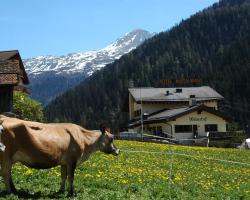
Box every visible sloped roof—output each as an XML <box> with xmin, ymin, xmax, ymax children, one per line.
<box><xmin>0</xmin><ymin>50</ymin><xmax>19</xmax><ymax>60</ymax></box>
<box><xmin>129</xmin><ymin>104</ymin><xmax>231</xmax><ymax>127</ymax></box>
<box><xmin>128</xmin><ymin>86</ymin><xmax>223</xmax><ymax>102</ymax></box>
<box><xmin>0</xmin><ymin>50</ymin><xmax>29</xmax><ymax>84</ymax></box>
<box><xmin>147</xmin><ymin>106</ymin><xmax>197</xmax><ymax>120</ymax></box>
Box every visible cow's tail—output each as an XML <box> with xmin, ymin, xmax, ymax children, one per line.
<box><xmin>0</xmin><ymin>119</ymin><xmax>6</xmax><ymax>152</ymax></box>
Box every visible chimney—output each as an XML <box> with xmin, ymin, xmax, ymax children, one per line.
<box><xmin>176</xmin><ymin>88</ymin><xmax>182</xmax><ymax>93</ymax></box>
<box><xmin>128</xmin><ymin>80</ymin><xmax>134</xmax><ymax>88</ymax></box>
<box><xmin>189</xmin><ymin>95</ymin><xmax>197</xmax><ymax>106</ymax></box>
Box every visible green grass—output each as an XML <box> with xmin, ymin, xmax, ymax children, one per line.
<box><xmin>0</xmin><ymin>140</ymin><xmax>250</xmax><ymax>199</ymax></box>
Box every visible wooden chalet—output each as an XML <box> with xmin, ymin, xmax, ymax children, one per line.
<box><xmin>0</xmin><ymin>50</ymin><xmax>29</xmax><ymax>113</ymax></box>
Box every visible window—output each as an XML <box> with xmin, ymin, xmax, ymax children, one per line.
<box><xmin>176</xmin><ymin>88</ymin><xmax>182</xmax><ymax>93</ymax></box>
<box><xmin>205</xmin><ymin>124</ymin><xmax>218</xmax><ymax>132</ymax></box>
<box><xmin>148</xmin><ymin>126</ymin><xmax>163</xmax><ymax>137</ymax></box>
<box><xmin>175</xmin><ymin>125</ymin><xmax>192</xmax><ymax>133</ymax></box>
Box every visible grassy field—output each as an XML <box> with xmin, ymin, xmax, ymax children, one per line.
<box><xmin>0</xmin><ymin>140</ymin><xmax>250</xmax><ymax>199</ymax></box>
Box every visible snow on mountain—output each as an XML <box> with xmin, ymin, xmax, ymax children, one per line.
<box><xmin>24</xmin><ymin>29</ymin><xmax>155</xmax><ymax>76</ymax></box>
<box><xmin>24</xmin><ymin>29</ymin><xmax>155</xmax><ymax>105</ymax></box>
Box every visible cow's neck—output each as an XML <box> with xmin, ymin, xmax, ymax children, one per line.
<box><xmin>81</xmin><ymin>131</ymin><xmax>102</xmax><ymax>153</ymax></box>
<box><xmin>77</xmin><ymin>131</ymin><xmax>102</xmax><ymax>164</ymax></box>
<box><xmin>92</xmin><ymin>133</ymin><xmax>105</xmax><ymax>153</ymax></box>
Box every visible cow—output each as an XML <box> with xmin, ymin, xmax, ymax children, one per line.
<box><xmin>238</xmin><ymin>138</ymin><xmax>250</xmax><ymax>150</ymax></box>
<box><xmin>0</xmin><ymin>115</ymin><xmax>119</xmax><ymax>196</ymax></box>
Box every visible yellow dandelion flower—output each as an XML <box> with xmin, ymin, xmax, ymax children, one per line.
<box><xmin>84</xmin><ymin>173</ymin><xmax>92</xmax><ymax>177</ymax></box>
<box><xmin>24</xmin><ymin>168</ymin><xmax>33</xmax><ymax>176</ymax></box>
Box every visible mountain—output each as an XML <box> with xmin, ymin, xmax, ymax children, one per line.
<box><xmin>24</xmin><ymin>29</ymin><xmax>155</xmax><ymax>104</ymax></box>
<box><xmin>45</xmin><ymin>0</ymin><xmax>250</xmax><ymax>133</ymax></box>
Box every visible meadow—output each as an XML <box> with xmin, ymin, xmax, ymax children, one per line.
<box><xmin>0</xmin><ymin>140</ymin><xmax>250</xmax><ymax>199</ymax></box>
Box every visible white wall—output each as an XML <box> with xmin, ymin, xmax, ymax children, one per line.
<box><xmin>171</xmin><ymin>110</ymin><xmax>226</xmax><ymax>139</ymax></box>
<box><xmin>203</xmin><ymin>101</ymin><xmax>218</xmax><ymax>110</ymax></box>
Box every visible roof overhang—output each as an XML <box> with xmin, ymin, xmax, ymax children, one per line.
<box><xmin>134</xmin><ymin>98</ymin><xmax>222</xmax><ymax>104</ymax></box>
<box><xmin>129</xmin><ymin>105</ymin><xmax>232</xmax><ymax>128</ymax></box>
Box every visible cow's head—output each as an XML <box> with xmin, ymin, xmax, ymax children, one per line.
<box><xmin>99</xmin><ymin>125</ymin><xmax>120</xmax><ymax>156</ymax></box>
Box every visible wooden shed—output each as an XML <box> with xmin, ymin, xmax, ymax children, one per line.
<box><xmin>0</xmin><ymin>50</ymin><xmax>29</xmax><ymax>113</ymax></box>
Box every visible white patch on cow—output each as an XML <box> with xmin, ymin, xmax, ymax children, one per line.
<box><xmin>246</xmin><ymin>138</ymin><xmax>250</xmax><ymax>149</ymax></box>
<box><xmin>0</xmin><ymin>125</ymin><xmax>6</xmax><ymax>152</ymax></box>
<box><xmin>13</xmin><ymin>151</ymin><xmax>32</xmax><ymax>164</ymax></box>
<box><xmin>0</xmin><ymin>125</ymin><xmax>3</xmax><ymax>133</ymax></box>
<box><xmin>0</xmin><ymin>143</ymin><xmax>5</xmax><ymax>152</ymax></box>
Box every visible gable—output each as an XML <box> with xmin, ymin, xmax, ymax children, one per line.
<box><xmin>0</xmin><ymin>51</ymin><xmax>29</xmax><ymax>85</ymax></box>
<box><xmin>171</xmin><ymin>110</ymin><xmax>226</xmax><ymax>125</ymax></box>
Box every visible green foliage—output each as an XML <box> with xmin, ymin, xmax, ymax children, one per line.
<box><xmin>0</xmin><ymin>140</ymin><xmax>249</xmax><ymax>199</ymax></box>
<box><xmin>45</xmin><ymin>0</ymin><xmax>250</xmax><ymax>132</ymax></box>
<box><xmin>13</xmin><ymin>91</ymin><xmax>44</xmax><ymax>122</ymax></box>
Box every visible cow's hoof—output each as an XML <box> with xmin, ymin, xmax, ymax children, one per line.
<box><xmin>67</xmin><ymin>191</ymin><xmax>76</xmax><ymax>197</ymax></box>
<box><xmin>4</xmin><ymin>190</ymin><xmax>16</xmax><ymax>195</ymax></box>
<box><xmin>8</xmin><ymin>187</ymin><xmax>17</xmax><ymax>195</ymax></box>
<box><xmin>56</xmin><ymin>189</ymin><xmax>65</xmax><ymax>194</ymax></box>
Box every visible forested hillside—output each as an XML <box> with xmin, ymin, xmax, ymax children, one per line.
<box><xmin>45</xmin><ymin>0</ymin><xmax>250</xmax><ymax>133</ymax></box>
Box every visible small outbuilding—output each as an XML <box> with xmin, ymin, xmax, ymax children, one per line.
<box><xmin>0</xmin><ymin>50</ymin><xmax>29</xmax><ymax>113</ymax></box>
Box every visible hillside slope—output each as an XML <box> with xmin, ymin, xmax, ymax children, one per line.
<box><xmin>45</xmin><ymin>0</ymin><xmax>250</xmax><ymax>132</ymax></box>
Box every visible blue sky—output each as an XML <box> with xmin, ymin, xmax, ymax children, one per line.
<box><xmin>1</xmin><ymin>0</ymin><xmax>218</xmax><ymax>58</ymax></box>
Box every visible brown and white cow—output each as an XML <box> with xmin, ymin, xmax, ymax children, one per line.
<box><xmin>0</xmin><ymin>115</ymin><xmax>119</xmax><ymax>196</ymax></box>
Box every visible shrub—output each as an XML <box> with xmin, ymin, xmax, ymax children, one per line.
<box><xmin>13</xmin><ymin>91</ymin><xmax>44</xmax><ymax>122</ymax></box>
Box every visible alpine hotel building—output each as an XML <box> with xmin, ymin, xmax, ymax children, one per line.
<box><xmin>128</xmin><ymin>86</ymin><xmax>230</xmax><ymax>140</ymax></box>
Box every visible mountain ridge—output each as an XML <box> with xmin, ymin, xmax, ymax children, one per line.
<box><xmin>24</xmin><ymin>29</ymin><xmax>155</xmax><ymax>104</ymax></box>
<box><xmin>25</xmin><ymin>29</ymin><xmax>155</xmax><ymax>76</ymax></box>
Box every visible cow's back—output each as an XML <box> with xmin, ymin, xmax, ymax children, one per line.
<box><xmin>0</xmin><ymin>116</ymin><xmax>83</xmax><ymax>168</ymax></box>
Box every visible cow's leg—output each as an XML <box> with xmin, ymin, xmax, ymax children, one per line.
<box><xmin>67</xmin><ymin>162</ymin><xmax>76</xmax><ymax>196</ymax></box>
<box><xmin>1</xmin><ymin>159</ymin><xmax>16</xmax><ymax>194</ymax></box>
<box><xmin>9</xmin><ymin>175</ymin><xmax>16</xmax><ymax>193</ymax></box>
<box><xmin>0</xmin><ymin>153</ymin><xmax>3</xmax><ymax>176</ymax></box>
<box><xmin>59</xmin><ymin>165</ymin><xmax>67</xmax><ymax>193</ymax></box>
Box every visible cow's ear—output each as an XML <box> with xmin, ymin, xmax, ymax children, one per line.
<box><xmin>100</xmin><ymin>124</ymin><xmax>106</xmax><ymax>135</ymax></box>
